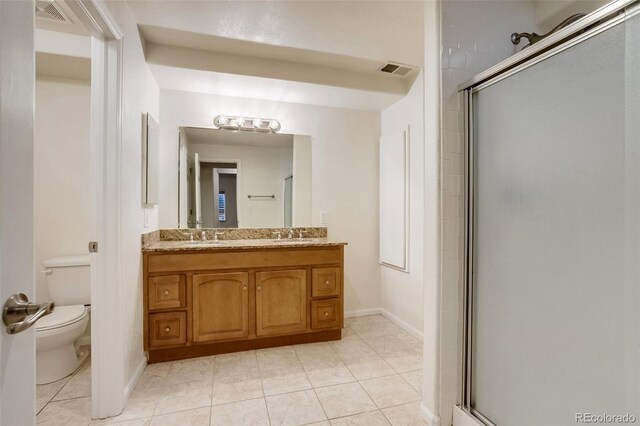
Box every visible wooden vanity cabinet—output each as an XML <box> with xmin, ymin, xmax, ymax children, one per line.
<box><xmin>192</xmin><ymin>272</ymin><xmax>249</xmax><ymax>342</ymax></box>
<box><xmin>143</xmin><ymin>245</ymin><xmax>344</xmax><ymax>362</ymax></box>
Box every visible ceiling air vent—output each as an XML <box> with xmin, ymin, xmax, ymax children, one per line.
<box><xmin>35</xmin><ymin>0</ymin><xmax>69</xmax><ymax>22</ymax></box>
<box><xmin>379</xmin><ymin>62</ymin><xmax>415</xmax><ymax>77</ymax></box>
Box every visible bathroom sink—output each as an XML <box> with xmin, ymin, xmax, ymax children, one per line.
<box><xmin>180</xmin><ymin>240</ymin><xmax>224</xmax><ymax>246</ymax></box>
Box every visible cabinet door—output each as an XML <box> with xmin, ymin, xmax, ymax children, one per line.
<box><xmin>193</xmin><ymin>272</ymin><xmax>249</xmax><ymax>342</ymax></box>
<box><xmin>256</xmin><ymin>270</ymin><xmax>307</xmax><ymax>336</ymax></box>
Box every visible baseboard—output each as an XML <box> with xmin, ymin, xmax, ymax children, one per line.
<box><xmin>123</xmin><ymin>356</ymin><xmax>146</xmax><ymax>400</ymax></box>
<box><xmin>344</xmin><ymin>308</ymin><xmax>381</xmax><ymax>318</ymax></box>
<box><xmin>379</xmin><ymin>308</ymin><xmax>424</xmax><ymax>340</ymax></box>
<box><xmin>453</xmin><ymin>406</ymin><xmax>483</xmax><ymax>426</ymax></box>
<box><xmin>420</xmin><ymin>402</ymin><xmax>442</xmax><ymax>426</ymax></box>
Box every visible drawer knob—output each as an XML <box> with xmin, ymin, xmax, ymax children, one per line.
<box><xmin>257</xmin><ymin>286</ymin><xmax>261</xmax><ymax>291</ymax></box>
<box><xmin>243</xmin><ymin>286</ymin><xmax>247</xmax><ymax>290</ymax></box>
<box><xmin>164</xmin><ymin>327</ymin><xmax>170</xmax><ymax>332</ymax></box>
<box><xmin>324</xmin><ymin>312</ymin><xmax>329</xmax><ymax>316</ymax></box>
<box><xmin>164</xmin><ymin>290</ymin><xmax>170</xmax><ymax>295</ymax></box>
<box><xmin>325</xmin><ymin>280</ymin><xmax>330</xmax><ymax>285</ymax></box>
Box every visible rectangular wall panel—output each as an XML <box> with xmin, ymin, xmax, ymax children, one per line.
<box><xmin>379</xmin><ymin>128</ymin><xmax>409</xmax><ymax>270</ymax></box>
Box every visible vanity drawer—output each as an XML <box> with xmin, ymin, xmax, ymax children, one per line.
<box><xmin>149</xmin><ymin>312</ymin><xmax>186</xmax><ymax>347</ymax></box>
<box><xmin>312</xmin><ymin>267</ymin><xmax>341</xmax><ymax>298</ymax></box>
<box><xmin>311</xmin><ymin>298</ymin><xmax>341</xmax><ymax>329</ymax></box>
<box><xmin>148</xmin><ymin>275</ymin><xmax>185</xmax><ymax>310</ymax></box>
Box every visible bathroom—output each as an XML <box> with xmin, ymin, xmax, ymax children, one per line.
<box><xmin>0</xmin><ymin>0</ymin><xmax>638</xmax><ymax>425</ymax></box>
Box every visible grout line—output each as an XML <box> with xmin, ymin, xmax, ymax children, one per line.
<box><xmin>317</xmin><ymin>406</ymin><xmax>381</xmax><ymax>423</ymax></box>
<box><xmin>253</xmin><ymin>349</ymin><xmax>272</xmax><ymax>426</ymax></box>
<box><xmin>290</xmin><ymin>344</ymin><xmax>331</xmax><ymax>424</ymax></box>
<box><xmin>356</xmin><ymin>378</ymin><xmax>384</xmax><ymax>412</ymax></box>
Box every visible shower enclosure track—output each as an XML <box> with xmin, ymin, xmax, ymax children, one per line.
<box><xmin>458</xmin><ymin>0</ymin><xmax>637</xmax><ymax>92</ymax></box>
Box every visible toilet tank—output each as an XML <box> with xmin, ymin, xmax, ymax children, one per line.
<box><xmin>43</xmin><ymin>255</ymin><xmax>91</xmax><ymax>305</ymax></box>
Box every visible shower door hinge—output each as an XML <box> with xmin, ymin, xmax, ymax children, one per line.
<box><xmin>88</xmin><ymin>241</ymin><xmax>99</xmax><ymax>253</ymax></box>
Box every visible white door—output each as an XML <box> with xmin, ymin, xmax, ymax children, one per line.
<box><xmin>195</xmin><ymin>153</ymin><xmax>202</xmax><ymax>229</ymax></box>
<box><xmin>0</xmin><ymin>1</ymin><xmax>40</xmax><ymax>425</ymax></box>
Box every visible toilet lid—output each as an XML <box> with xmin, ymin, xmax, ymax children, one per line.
<box><xmin>36</xmin><ymin>305</ymin><xmax>87</xmax><ymax>331</ymax></box>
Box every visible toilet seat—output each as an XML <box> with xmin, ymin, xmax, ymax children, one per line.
<box><xmin>36</xmin><ymin>305</ymin><xmax>88</xmax><ymax>332</ymax></box>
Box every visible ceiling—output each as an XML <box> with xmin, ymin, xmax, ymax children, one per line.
<box><xmin>35</xmin><ymin>0</ymin><xmax>89</xmax><ymax>36</ymax></box>
<box><xmin>183</xmin><ymin>127</ymin><xmax>294</xmax><ymax>148</ymax></box>
<box><xmin>131</xmin><ymin>1</ymin><xmax>425</xmax><ymax>111</ymax></box>
<box><xmin>129</xmin><ymin>1</ymin><xmax>424</xmax><ymax>66</ymax></box>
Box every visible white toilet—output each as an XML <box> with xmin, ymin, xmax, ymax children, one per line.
<box><xmin>36</xmin><ymin>255</ymin><xmax>91</xmax><ymax>385</ymax></box>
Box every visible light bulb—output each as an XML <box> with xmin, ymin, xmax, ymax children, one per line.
<box><xmin>236</xmin><ymin>117</ymin><xmax>245</xmax><ymax>127</ymax></box>
<box><xmin>213</xmin><ymin>115</ymin><xmax>228</xmax><ymax>127</ymax></box>
<box><xmin>253</xmin><ymin>118</ymin><xmax>263</xmax><ymax>128</ymax></box>
<box><xmin>268</xmin><ymin>120</ymin><xmax>281</xmax><ymax>133</ymax></box>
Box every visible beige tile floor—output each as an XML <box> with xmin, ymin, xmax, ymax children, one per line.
<box><xmin>36</xmin><ymin>347</ymin><xmax>91</xmax><ymax>418</ymax></box>
<box><xmin>36</xmin><ymin>315</ymin><xmax>426</xmax><ymax>426</ymax></box>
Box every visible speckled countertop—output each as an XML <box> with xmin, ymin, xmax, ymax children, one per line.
<box><xmin>142</xmin><ymin>237</ymin><xmax>347</xmax><ymax>252</ymax></box>
<box><xmin>141</xmin><ymin>227</ymin><xmax>346</xmax><ymax>252</ymax></box>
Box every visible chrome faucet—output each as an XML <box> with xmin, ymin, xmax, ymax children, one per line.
<box><xmin>273</xmin><ymin>231</ymin><xmax>282</xmax><ymax>240</ymax></box>
<box><xmin>182</xmin><ymin>232</ymin><xmax>195</xmax><ymax>242</ymax></box>
<box><xmin>214</xmin><ymin>231</ymin><xmax>224</xmax><ymax>241</ymax></box>
<box><xmin>200</xmin><ymin>231</ymin><xmax>207</xmax><ymax>241</ymax></box>
<box><xmin>298</xmin><ymin>230</ymin><xmax>307</xmax><ymax>240</ymax></box>
<box><xmin>288</xmin><ymin>229</ymin><xmax>294</xmax><ymax>239</ymax></box>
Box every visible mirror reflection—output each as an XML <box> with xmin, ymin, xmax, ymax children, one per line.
<box><xmin>178</xmin><ymin>127</ymin><xmax>312</xmax><ymax>229</ymax></box>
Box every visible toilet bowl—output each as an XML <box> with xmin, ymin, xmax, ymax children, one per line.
<box><xmin>36</xmin><ymin>305</ymin><xmax>89</xmax><ymax>384</ymax></box>
<box><xmin>37</xmin><ymin>255</ymin><xmax>91</xmax><ymax>385</ymax></box>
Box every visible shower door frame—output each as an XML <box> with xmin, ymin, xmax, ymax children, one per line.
<box><xmin>459</xmin><ymin>0</ymin><xmax>638</xmax><ymax>423</ymax></box>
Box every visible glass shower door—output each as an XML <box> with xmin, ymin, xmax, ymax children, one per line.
<box><xmin>469</xmin><ymin>6</ymin><xmax>640</xmax><ymax>425</ymax></box>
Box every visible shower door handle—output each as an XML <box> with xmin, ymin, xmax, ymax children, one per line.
<box><xmin>3</xmin><ymin>293</ymin><xmax>55</xmax><ymax>334</ymax></box>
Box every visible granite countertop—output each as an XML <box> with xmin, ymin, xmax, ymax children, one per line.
<box><xmin>143</xmin><ymin>237</ymin><xmax>348</xmax><ymax>252</ymax></box>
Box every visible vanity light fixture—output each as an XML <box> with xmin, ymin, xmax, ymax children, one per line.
<box><xmin>213</xmin><ymin>115</ymin><xmax>281</xmax><ymax>133</ymax></box>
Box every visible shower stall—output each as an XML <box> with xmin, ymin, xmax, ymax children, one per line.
<box><xmin>459</xmin><ymin>0</ymin><xmax>640</xmax><ymax>424</ymax></box>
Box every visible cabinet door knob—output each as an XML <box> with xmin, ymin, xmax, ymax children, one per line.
<box><xmin>243</xmin><ymin>286</ymin><xmax>247</xmax><ymax>290</ymax></box>
<box><xmin>164</xmin><ymin>327</ymin><xmax>170</xmax><ymax>332</ymax></box>
<box><xmin>164</xmin><ymin>290</ymin><xmax>170</xmax><ymax>295</ymax></box>
<box><xmin>324</xmin><ymin>312</ymin><xmax>329</xmax><ymax>316</ymax></box>
<box><xmin>257</xmin><ymin>286</ymin><xmax>261</xmax><ymax>291</ymax></box>
<box><xmin>325</xmin><ymin>280</ymin><xmax>330</xmax><ymax>285</ymax></box>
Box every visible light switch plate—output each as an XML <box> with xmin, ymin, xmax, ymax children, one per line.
<box><xmin>143</xmin><ymin>210</ymin><xmax>150</xmax><ymax>228</ymax></box>
<box><xmin>320</xmin><ymin>211</ymin><xmax>329</xmax><ymax>225</ymax></box>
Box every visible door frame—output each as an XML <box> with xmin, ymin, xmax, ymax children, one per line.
<box><xmin>64</xmin><ymin>0</ymin><xmax>125</xmax><ymax>419</ymax></box>
<box><xmin>199</xmin><ymin>156</ymin><xmax>243</xmax><ymax>228</ymax></box>
<box><xmin>213</xmin><ymin>168</ymin><xmax>238</xmax><ymax>228</ymax></box>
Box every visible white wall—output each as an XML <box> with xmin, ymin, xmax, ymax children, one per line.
<box><xmin>438</xmin><ymin>1</ymin><xmax>539</xmax><ymax>424</ymax></box>
<box><xmin>292</xmin><ymin>135</ymin><xmax>312</xmax><ymax>227</ymax></box>
<box><xmin>104</xmin><ymin>0</ymin><xmax>160</xmax><ymax>392</ymax></box>
<box><xmin>379</xmin><ymin>73</ymin><xmax>425</xmax><ymax>337</ymax></box>
<box><xmin>534</xmin><ymin>0</ymin><xmax>608</xmax><ymax>32</ymax></box>
<box><xmin>34</xmin><ymin>77</ymin><xmax>91</xmax><ymax>301</ymax></box>
<box><xmin>191</xmin><ymin>143</ymin><xmax>293</xmax><ymax>228</ymax></box>
<box><xmin>159</xmin><ymin>89</ymin><xmax>381</xmax><ymax>314</ymax></box>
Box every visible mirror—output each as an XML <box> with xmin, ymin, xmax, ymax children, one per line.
<box><xmin>178</xmin><ymin>127</ymin><xmax>312</xmax><ymax>228</ymax></box>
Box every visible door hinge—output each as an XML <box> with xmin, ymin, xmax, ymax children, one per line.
<box><xmin>88</xmin><ymin>241</ymin><xmax>99</xmax><ymax>253</ymax></box>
